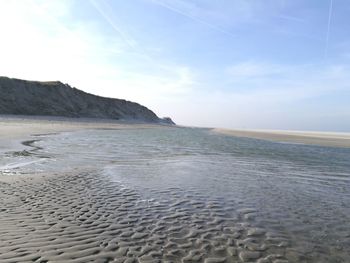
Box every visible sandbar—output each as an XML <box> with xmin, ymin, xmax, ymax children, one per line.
<box><xmin>213</xmin><ymin>128</ymin><xmax>350</xmax><ymax>148</ymax></box>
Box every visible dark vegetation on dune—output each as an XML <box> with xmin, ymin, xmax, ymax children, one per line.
<box><xmin>0</xmin><ymin>76</ymin><xmax>174</xmax><ymax>124</ymax></box>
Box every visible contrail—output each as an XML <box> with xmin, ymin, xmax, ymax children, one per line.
<box><xmin>152</xmin><ymin>0</ymin><xmax>235</xmax><ymax>38</ymax></box>
<box><xmin>325</xmin><ymin>0</ymin><xmax>333</xmax><ymax>59</ymax></box>
<box><xmin>89</xmin><ymin>0</ymin><xmax>178</xmax><ymax>72</ymax></box>
<box><xmin>89</xmin><ymin>0</ymin><xmax>136</xmax><ymax>50</ymax></box>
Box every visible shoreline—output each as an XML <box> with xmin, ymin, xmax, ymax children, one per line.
<box><xmin>1</xmin><ymin>116</ymin><xmax>349</xmax><ymax>262</ymax></box>
<box><xmin>2</xmin><ymin>115</ymin><xmax>350</xmax><ymax>149</ymax></box>
<box><xmin>213</xmin><ymin>128</ymin><xmax>350</xmax><ymax>148</ymax></box>
<box><xmin>0</xmin><ymin>115</ymin><xmax>175</xmax><ymax>171</ymax></box>
<box><xmin>0</xmin><ymin>115</ymin><xmax>169</xmax><ymax>150</ymax></box>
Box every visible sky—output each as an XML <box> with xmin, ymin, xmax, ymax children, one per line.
<box><xmin>0</xmin><ymin>0</ymin><xmax>349</xmax><ymax>131</ymax></box>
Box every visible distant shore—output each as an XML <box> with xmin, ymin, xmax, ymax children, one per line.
<box><xmin>213</xmin><ymin>128</ymin><xmax>350</xmax><ymax>148</ymax></box>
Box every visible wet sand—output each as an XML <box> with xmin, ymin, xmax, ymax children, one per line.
<box><xmin>1</xmin><ymin>117</ymin><xmax>349</xmax><ymax>262</ymax></box>
<box><xmin>0</xmin><ymin>115</ymin><xmax>165</xmax><ymax>138</ymax></box>
<box><xmin>213</xmin><ymin>128</ymin><xmax>350</xmax><ymax>148</ymax></box>
<box><xmin>0</xmin><ymin>116</ymin><xmax>165</xmax><ymax>151</ymax></box>
<box><xmin>0</xmin><ymin>117</ymin><xmax>295</xmax><ymax>262</ymax></box>
<box><xmin>0</xmin><ymin>169</ymin><xmax>293</xmax><ymax>263</ymax></box>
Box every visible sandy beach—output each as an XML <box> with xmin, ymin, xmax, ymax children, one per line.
<box><xmin>0</xmin><ymin>116</ymin><xmax>172</xmax><ymax>262</ymax></box>
<box><xmin>2</xmin><ymin>0</ymin><xmax>350</xmax><ymax>261</ymax></box>
<box><xmin>1</xmin><ymin>117</ymin><xmax>350</xmax><ymax>262</ymax></box>
<box><xmin>0</xmin><ymin>117</ymin><xmax>292</xmax><ymax>263</ymax></box>
<box><xmin>0</xmin><ymin>117</ymin><xmax>186</xmax><ymax>263</ymax></box>
<box><xmin>0</xmin><ymin>115</ymin><xmax>165</xmax><ymax>139</ymax></box>
<box><xmin>213</xmin><ymin>128</ymin><xmax>350</xmax><ymax>148</ymax></box>
<box><xmin>0</xmin><ymin>116</ymin><xmax>165</xmax><ymax>151</ymax></box>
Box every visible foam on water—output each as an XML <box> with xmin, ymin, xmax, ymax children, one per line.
<box><xmin>1</xmin><ymin>127</ymin><xmax>350</xmax><ymax>262</ymax></box>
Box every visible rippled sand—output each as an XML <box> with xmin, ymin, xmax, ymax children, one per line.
<box><xmin>1</xmin><ymin>117</ymin><xmax>350</xmax><ymax>262</ymax></box>
<box><xmin>0</xmin><ymin>171</ymin><xmax>295</xmax><ymax>263</ymax></box>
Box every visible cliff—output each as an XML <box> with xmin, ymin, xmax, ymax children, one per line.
<box><xmin>0</xmin><ymin>77</ymin><xmax>174</xmax><ymax>124</ymax></box>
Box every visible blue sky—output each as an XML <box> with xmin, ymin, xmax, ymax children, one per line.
<box><xmin>0</xmin><ymin>0</ymin><xmax>349</xmax><ymax>131</ymax></box>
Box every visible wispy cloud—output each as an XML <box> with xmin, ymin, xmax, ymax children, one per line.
<box><xmin>226</xmin><ymin>61</ymin><xmax>285</xmax><ymax>79</ymax></box>
<box><xmin>172</xmin><ymin>61</ymin><xmax>350</xmax><ymax>129</ymax></box>
<box><xmin>225</xmin><ymin>60</ymin><xmax>350</xmax><ymax>99</ymax></box>
<box><xmin>275</xmin><ymin>14</ymin><xmax>305</xmax><ymax>23</ymax></box>
<box><xmin>1</xmin><ymin>0</ymin><xmax>349</xmax><ymax>130</ymax></box>
<box><xmin>89</xmin><ymin>0</ymin><xmax>137</xmax><ymax>50</ymax></box>
<box><xmin>0</xmin><ymin>0</ymin><xmax>197</xmax><ymax>107</ymax></box>
<box><xmin>151</xmin><ymin>0</ymin><xmax>235</xmax><ymax>37</ymax></box>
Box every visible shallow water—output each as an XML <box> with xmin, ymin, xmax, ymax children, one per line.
<box><xmin>1</xmin><ymin>127</ymin><xmax>350</xmax><ymax>262</ymax></box>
